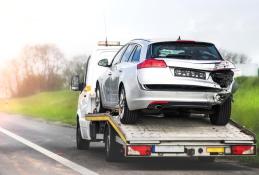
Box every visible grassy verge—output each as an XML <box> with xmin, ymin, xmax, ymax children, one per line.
<box><xmin>231</xmin><ymin>77</ymin><xmax>259</xmax><ymax>164</ymax></box>
<box><xmin>0</xmin><ymin>90</ymin><xmax>79</xmax><ymax>125</ymax></box>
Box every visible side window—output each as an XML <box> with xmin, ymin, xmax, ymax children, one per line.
<box><xmin>112</xmin><ymin>45</ymin><xmax>128</xmax><ymax>66</ymax></box>
<box><xmin>120</xmin><ymin>44</ymin><xmax>136</xmax><ymax>62</ymax></box>
<box><xmin>130</xmin><ymin>45</ymin><xmax>142</xmax><ymax>62</ymax></box>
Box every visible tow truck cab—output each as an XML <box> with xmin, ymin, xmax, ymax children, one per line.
<box><xmin>70</xmin><ymin>41</ymin><xmax>122</xmax><ymax>143</ymax></box>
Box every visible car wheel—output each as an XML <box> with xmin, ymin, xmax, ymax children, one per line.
<box><xmin>119</xmin><ymin>87</ymin><xmax>138</xmax><ymax>124</ymax></box>
<box><xmin>76</xmin><ymin>119</ymin><xmax>90</xmax><ymax>150</ymax></box>
<box><xmin>210</xmin><ymin>97</ymin><xmax>231</xmax><ymax>126</ymax></box>
<box><xmin>96</xmin><ymin>85</ymin><xmax>106</xmax><ymax>113</ymax></box>
<box><xmin>104</xmin><ymin>124</ymin><xmax>124</xmax><ymax>162</ymax></box>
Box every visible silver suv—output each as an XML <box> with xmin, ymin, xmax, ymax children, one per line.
<box><xmin>96</xmin><ymin>39</ymin><xmax>235</xmax><ymax>125</ymax></box>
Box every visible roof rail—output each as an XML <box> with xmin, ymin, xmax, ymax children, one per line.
<box><xmin>131</xmin><ymin>38</ymin><xmax>150</xmax><ymax>42</ymax></box>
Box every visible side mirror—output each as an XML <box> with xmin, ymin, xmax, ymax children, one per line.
<box><xmin>98</xmin><ymin>58</ymin><xmax>110</xmax><ymax>67</ymax></box>
<box><xmin>71</xmin><ymin>75</ymin><xmax>84</xmax><ymax>91</ymax></box>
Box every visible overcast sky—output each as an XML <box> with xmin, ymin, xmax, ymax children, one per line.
<box><xmin>0</xmin><ymin>0</ymin><xmax>259</xmax><ymax>66</ymax></box>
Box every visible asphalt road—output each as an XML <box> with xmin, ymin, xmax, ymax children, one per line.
<box><xmin>0</xmin><ymin>113</ymin><xmax>258</xmax><ymax>175</ymax></box>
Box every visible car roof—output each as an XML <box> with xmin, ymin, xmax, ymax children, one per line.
<box><xmin>130</xmin><ymin>38</ymin><xmax>214</xmax><ymax>45</ymax></box>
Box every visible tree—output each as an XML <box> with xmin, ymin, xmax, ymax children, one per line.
<box><xmin>219</xmin><ymin>49</ymin><xmax>250</xmax><ymax>64</ymax></box>
<box><xmin>2</xmin><ymin>44</ymin><xmax>66</xmax><ymax>97</ymax></box>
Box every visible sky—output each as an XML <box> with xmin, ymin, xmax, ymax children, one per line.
<box><xmin>0</xmin><ymin>0</ymin><xmax>259</xmax><ymax>66</ymax></box>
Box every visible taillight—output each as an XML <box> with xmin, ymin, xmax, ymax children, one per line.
<box><xmin>137</xmin><ymin>58</ymin><xmax>167</xmax><ymax>69</ymax></box>
<box><xmin>231</xmin><ymin>145</ymin><xmax>255</xmax><ymax>155</ymax></box>
<box><xmin>127</xmin><ymin>145</ymin><xmax>152</xmax><ymax>156</ymax></box>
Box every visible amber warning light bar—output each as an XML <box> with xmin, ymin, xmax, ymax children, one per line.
<box><xmin>98</xmin><ymin>41</ymin><xmax>121</xmax><ymax>46</ymax></box>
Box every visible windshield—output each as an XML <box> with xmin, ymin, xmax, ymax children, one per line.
<box><xmin>149</xmin><ymin>42</ymin><xmax>222</xmax><ymax>60</ymax></box>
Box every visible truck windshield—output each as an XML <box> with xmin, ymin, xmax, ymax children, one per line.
<box><xmin>149</xmin><ymin>42</ymin><xmax>222</xmax><ymax>60</ymax></box>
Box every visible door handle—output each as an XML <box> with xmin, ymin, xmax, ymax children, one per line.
<box><xmin>119</xmin><ymin>70</ymin><xmax>122</xmax><ymax>73</ymax></box>
<box><xmin>108</xmin><ymin>72</ymin><xmax>112</xmax><ymax>76</ymax></box>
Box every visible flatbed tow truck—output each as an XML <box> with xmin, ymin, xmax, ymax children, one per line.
<box><xmin>72</xmin><ymin>41</ymin><xmax>256</xmax><ymax>162</ymax></box>
<box><xmin>82</xmin><ymin>112</ymin><xmax>256</xmax><ymax>162</ymax></box>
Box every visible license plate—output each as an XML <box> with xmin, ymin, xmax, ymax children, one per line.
<box><xmin>174</xmin><ymin>68</ymin><xmax>206</xmax><ymax>80</ymax></box>
<box><xmin>153</xmin><ymin>145</ymin><xmax>185</xmax><ymax>153</ymax></box>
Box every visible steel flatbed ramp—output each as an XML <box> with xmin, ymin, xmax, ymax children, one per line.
<box><xmin>86</xmin><ymin>113</ymin><xmax>255</xmax><ymax>144</ymax></box>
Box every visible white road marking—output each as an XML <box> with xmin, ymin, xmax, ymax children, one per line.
<box><xmin>0</xmin><ymin>126</ymin><xmax>99</xmax><ymax>175</ymax></box>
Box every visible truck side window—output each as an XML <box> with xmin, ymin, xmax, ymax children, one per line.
<box><xmin>130</xmin><ymin>45</ymin><xmax>142</xmax><ymax>62</ymax></box>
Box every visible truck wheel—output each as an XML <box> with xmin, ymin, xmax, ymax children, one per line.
<box><xmin>210</xmin><ymin>97</ymin><xmax>231</xmax><ymax>126</ymax></box>
<box><xmin>119</xmin><ymin>87</ymin><xmax>138</xmax><ymax>124</ymax></box>
<box><xmin>76</xmin><ymin>120</ymin><xmax>90</xmax><ymax>150</ymax></box>
<box><xmin>96</xmin><ymin>85</ymin><xmax>106</xmax><ymax>113</ymax></box>
<box><xmin>104</xmin><ymin>124</ymin><xmax>124</xmax><ymax>162</ymax></box>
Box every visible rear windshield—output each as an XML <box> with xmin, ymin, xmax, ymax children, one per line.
<box><xmin>148</xmin><ymin>42</ymin><xmax>222</xmax><ymax>60</ymax></box>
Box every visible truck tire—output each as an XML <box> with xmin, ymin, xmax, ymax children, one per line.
<box><xmin>210</xmin><ymin>97</ymin><xmax>231</xmax><ymax>126</ymax></box>
<box><xmin>96</xmin><ymin>85</ymin><xmax>106</xmax><ymax>113</ymax></box>
<box><xmin>104</xmin><ymin>124</ymin><xmax>124</xmax><ymax>162</ymax></box>
<box><xmin>76</xmin><ymin>120</ymin><xmax>90</xmax><ymax>150</ymax></box>
<box><xmin>119</xmin><ymin>87</ymin><xmax>138</xmax><ymax>124</ymax></box>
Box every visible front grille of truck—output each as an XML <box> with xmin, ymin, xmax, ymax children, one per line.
<box><xmin>210</xmin><ymin>69</ymin><xmax>234</xmax><ymax>88</ymax></box>
<box><xmin>144</xmin><ymin>84</ymin><xmax>221</xmax><ymax>92</ymax></box>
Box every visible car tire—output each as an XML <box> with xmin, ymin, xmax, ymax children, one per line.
<box><xmin>95</xmin><ymin>85</ymin><xmax>106</xmax><ymax>113</ymax></box>
<box><xmin>119</xmin><ymin>87</ymin><xmax>138</xmax><ymax>124</ymax></box>
<box><xmin>104</xmin><ymin>124</ymin><xmax>124</xmax><ymax>162</ymax></box>
<box><xmin>210</xmin><ymin>97</ymin><xmax>231</xmax><ymax>126</ymax></box>
<box><xmin>76</xmin><ymin>119</ymin><xmax>90</xmax><ymax>150</ymax></box>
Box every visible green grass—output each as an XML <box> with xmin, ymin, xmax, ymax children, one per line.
<box><xmin>232</xmin><ymin>77</ymin><xmax>259</xmax><ymax>134</ymax></box>
<box><xmin>0</xmin><ymin>90</ymin><xmax>79</xmax><ymax>125</ymax></box>
<box><xmin>231</xmin><ymin>77</ymin><xmax>259</xmax><ymax>164</ymax></box>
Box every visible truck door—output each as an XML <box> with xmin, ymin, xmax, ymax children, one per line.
<box><xmin>78</xmin><ymin>57</ymin><xmax>91</xmax><ymax>139</ymax></box>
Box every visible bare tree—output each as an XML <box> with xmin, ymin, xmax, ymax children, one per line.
<box><xmin>0</xmin><ymin>44</ymin><xmax>89</xmax><ymax>97</ymax></box>
<box><xmin>219</xmin><ymin>49</ymin><xmax>250</xmax><ymax>64</ymax></box>
<box><xmin>2</xmin><ymin>44</ymin><xmax>66</xmax><ymax>97</ymax></box>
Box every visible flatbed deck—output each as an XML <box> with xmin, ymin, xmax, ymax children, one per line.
<box><xmin>86</xmin><ymin>113</ymin><xmax>255</xmax><ymax>144</ymax></box>
<box><xmin>85</xmin><ymin>113</ymin><xmax>256</xmax><ymax>158</ymax></box>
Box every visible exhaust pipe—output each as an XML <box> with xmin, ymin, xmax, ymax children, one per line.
<box><xmin>148</xmin><ymin>101</ymin><xmax>169</xmax><ymax>110</ymax></box>
<box><xmin>154</xmin><ymin>105</ymin><xmax>162</xmax><ymax>110</ymax></box>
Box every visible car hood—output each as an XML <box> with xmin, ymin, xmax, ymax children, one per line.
<box><xmin>160</xmin><ymin>58</ymin><xmax>235</xmax><ymax>71</ymax></box>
